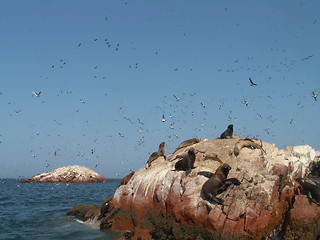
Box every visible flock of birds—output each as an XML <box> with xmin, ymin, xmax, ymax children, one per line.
<box><xmin>2</xmin><ymin>60</ymin><xmax>319</xmax><ymax>175</ymax></box>
<box><xmin>0</xmin><ymin>4</ymin><xmax>319</xmax><ymax>178</ymax></box>
<box><xmin>18</xmin><ymin>68</ymin><xmax>317</xmax><ymax>174</ymax></box>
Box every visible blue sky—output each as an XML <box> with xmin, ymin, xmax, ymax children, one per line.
<box><xmin>0</xmin><ymin>0</ymin><xmax>319</xmax><ymax>178</ymax></box>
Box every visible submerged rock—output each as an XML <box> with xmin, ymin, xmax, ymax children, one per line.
<box><xmin>69</xmin><ymin>138</ymin><xmax>320</xmax><ymax>239</ymax></box>
<box><xmin>22</xmin><ymin>165</ymin><xmax>108</xmax><ymax>183</ymax></box>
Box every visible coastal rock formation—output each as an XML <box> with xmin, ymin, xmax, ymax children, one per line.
<box><xmin>69</xmin><ymin>138</ymin><xmax>320</xmax><ymax>239</ymax></box>
<box><xmin>22</xmin><ymin>165</ymin><xmax>108</xmax><ymax>183</ymax></box>
<box><xmin>67</xmin><ymin>196</ymin><xmax>112</xmax><ymax>225</ymax></box>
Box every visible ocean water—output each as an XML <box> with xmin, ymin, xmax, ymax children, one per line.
<box><xmin>0</xmin><ymin>179</ymin><xmax>122</xmax><ymax>240</ymax></box>
<box><xmin>1</xmin><ymin>178</ymin><xmax>319</xmax><ymax>240</ymax></box>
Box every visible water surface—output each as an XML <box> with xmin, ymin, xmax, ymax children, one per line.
<box><xmin>0</xmin><ymin>179</ymin><xmax>122</xmax><ymax>240</ymax></box>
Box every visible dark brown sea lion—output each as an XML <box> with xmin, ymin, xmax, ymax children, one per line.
<box><xmin>100</xmin><ymin>197</ymin><xmax>112</xmax><ymax>218</ymax></box>
<box><xmin>219</xmin><ymin>124</ymin><xmax>233</xmax><ymax>139</ymax></box>
<box><xmin>296</xmin><ymin>178</ymin><xmax>320</xmax><ymax>206</ymax></box>
<box><xmin>147</xmin><ymin>142</ymin><xmax>166</xmax><ymax>168</ymax></box>
<box><xmin>198</xmin><ymin>163</ymin><xmax>241</xmax><ymax>205</ymax></box>
<box><xmin>174</xmin><ymin>137</ymin><xmax>201</xmax><ymax>153</ymax></box>
<box><xmin>234</xmin><ymin>138</ymin><xmax>265</xmax><ymax>156</ymax></box>
<box><xmin>174</xmin><ymin>148</ymin><xmax>196</xmax><ymax>176</ymax></box>
<box><xmin>120</xmin><ymin>171</ymin><xmax>135</xmax><ymax>186</ymax></box>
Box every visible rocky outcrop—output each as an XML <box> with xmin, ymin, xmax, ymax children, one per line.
<box><xmin>22</xmin><ymin>165</ymin><xmax>108</xmax><ymax>183</ymax></box>
<box><xmin>69</xmin><ymin>138</ymin><xmax>320</xmax><ymax>239</ymax></box>
<box><xmin>67</xmin><ymin>196</ymin><xmax>112</xmax><ymax>222</ymax></box>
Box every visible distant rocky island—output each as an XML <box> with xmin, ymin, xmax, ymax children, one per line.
<box><xmin>68</xmin><ymin>137</ymin><xmax>320</xmax><ymax>240</ymax></box>
<box><xmin>22</xmin><ymin>165</ymin><xmax>108</xmax><ymax>183</ymax></box>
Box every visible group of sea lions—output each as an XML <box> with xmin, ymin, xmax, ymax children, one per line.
<box><xmin>144</xmin><ymin>125</ymin><xmax>243</xmax><ymax>205</ymax></box>
<box><xmin>143</xmin><ymin>124</ymin><xmax>320</xmax><ymax>206</ymax></box>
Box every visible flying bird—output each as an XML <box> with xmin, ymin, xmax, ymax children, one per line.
<box><xmin>200</xmin><ymin>102</ymin><xmax>206</xmax><ymax>108</ymax></box>
<box><xmin>138</xmin><ymin>118</ymin><xmax>144</xmax><ymax>125</ymax></box>
<box><xmin>32</xmin><ymin>91</ymin><xmax>41</xmax><ymax>97</ymax></box>
<box><xmin>80</xmin><ymin>99</ymin><xmax>85</xmax><ymax>104</ymax></box>
<box><xmin>162</xmin><ymin>114</ymin><xmax>166</xmax><ymax>122</ymax></box>
<box><xmin>173</xmin><ymin>94</ymin><xmax>182</xmax><ymax>101</ymax></box>
<box><xmin>249</xmin><ymin>78</ymin><xmax>257</xmax><ymax>86</ymax></box>
<box><xmin>312</xmin><ymin>91</ymin><xmax>318</xmax><ymax>101</ymax></box>
<box><xmin>301</xmin><ymin>55</ymin><xmax>313</xmax><ymax>61</ymax></box>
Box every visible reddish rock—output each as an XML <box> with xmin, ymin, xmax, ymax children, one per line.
<box><xmin>132</xmin><ymin>228</ymin><xmax>153</xmax><ymax>240</ymax></box>
<box><xmin>112</xmin><ymin>216</ymin><xmax>135</xmax><ymax>231</ymax></box>
<box><xmin>67</xmin><ymin>203</ymin><xmax>99</xmax><ymax>221</ymax></box>
<box><xmin>69</xmin><ymin>138</ymin><xmax>320</xmax><ymax>239</ymax></box>
<box><xmin>289</xmin><ymin>194</ymin><xmax>320</xmax><ymax>228</ymax></box>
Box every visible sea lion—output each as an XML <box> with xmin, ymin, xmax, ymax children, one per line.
<box><xmin>234</xmin><ymin>138</ymin><xmax>266</xmax><ymax>156</ymax></box>
<box><xmin>120</xmin><ymin>171</ymin><xmax>135</xmax><ymax>186</ymax></box>
<box><xmin>147</xmin><ymin>142</ymin><xmax>166</xmax><ymax>168</ymax></box>
<box><xmin>219</xmin><ymin>124</ymin><xmax>233</xmax><ymax>139</ymax></box>
<box><xmin>203</xmin><ymin>152</ymin><xmax>223</xmax><ymax>163</ymax></box>
<box><xmin>100</xmin><ymin>197</ymin><xmax>112</xmax><ymax>218</ymax></box>
<box><xmin>174</xmin><ymin>137</ymin><xmax>201</xmax><ymax>153</ymax></box>
<box><xmin>174</xmin><ymin>148</ymin><xmax>196</xmax><ymax>176</ymax></box>
<box><xmin>296</xmin><ymin>178</ymin><xmax>320</xmax><ymax>206</ymax></box>
<box><xmin>198</xmin><ymin>163</ymin><xmax>241</xmax><ymax>205</ymax></box>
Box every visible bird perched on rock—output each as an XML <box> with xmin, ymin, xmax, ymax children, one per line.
<box><xmin>219</xmin><ymin>124</ymin><xmax>233</xmax><ymax>139</ymax></box>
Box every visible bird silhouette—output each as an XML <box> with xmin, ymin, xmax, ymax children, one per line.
<box><xmin>249</xmin><ymin>78</ymin><xmax>257</xmax><ymax>86</ymax></box>
<box><xmin>173</xmin><ymin>94</ymin><xmax>182</xmax><ymax>101</ymax></box>
<box><xmin>32</xmin><ymin>91</ymin><xmax>41</xmax><ymax>97</ymax></box>
<box><xmin>301</xmin><ymin>55</ymin><xmax>313</xmax><ymax>61</ymax></box>
<box><xmin>162</xmin><ymin>114</ymin><xmax>166</xmax><ymax>122</ymax></box>
<box><xmin>312</xmin><ymin>91</ymin><xmax>318</xmax><ymax>101</ymax></box>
